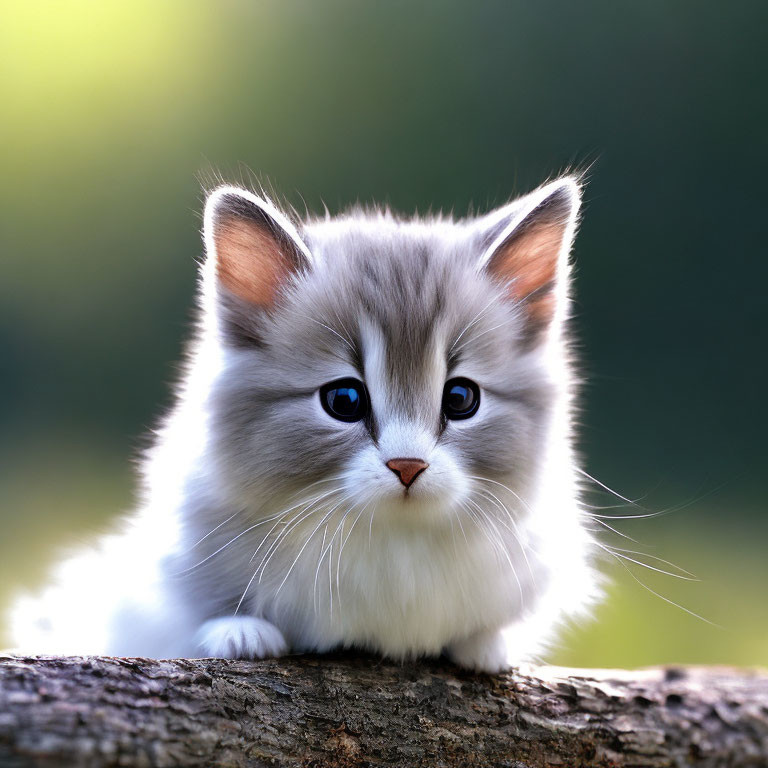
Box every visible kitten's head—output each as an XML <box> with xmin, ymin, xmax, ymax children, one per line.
<box><xmin>200</xmin><ymin>179</ymin><xmax>580</xmax><ymax>528</ymax></box>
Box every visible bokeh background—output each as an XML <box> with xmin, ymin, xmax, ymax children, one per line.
<box><xmin>1</xmin><ymin>0</ymin><xmax>766</xmax><ymax>667</ymax></box>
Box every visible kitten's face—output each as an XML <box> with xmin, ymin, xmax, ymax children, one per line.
<box><xmin>204</xmin><ymin>182</ymin><xmax>577</xmax><ymax>530</ymax></box>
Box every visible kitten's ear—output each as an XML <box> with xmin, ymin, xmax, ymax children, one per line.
<box><xmin>203</xmin><ymin>186</ymin><xmax>311</xmax><ymax>309</ymax></box>
<box><xmin>478</xmin><ymin>177</ymin><xmax>581</xmax><ymax>335</ymax></box>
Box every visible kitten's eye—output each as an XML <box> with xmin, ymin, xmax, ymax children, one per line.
<box><xmin>442</xmin><ymin>378</ymin><xmax>480</xmax><ymax>420</ymax></box>
<box><xmin>319</xmin><ymin>378</ymin><xmax>369</xmax><ymax>423</ymax></box>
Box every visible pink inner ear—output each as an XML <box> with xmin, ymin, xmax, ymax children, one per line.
<box><xmin>488</xmin><ymin>219</ymin><xmax>565</xmax><ymax>327</ymax></box>
<box><xmin>214</xmin><ymin>216</ymin><xmax>291</xmax><ymax>308</ymax></box>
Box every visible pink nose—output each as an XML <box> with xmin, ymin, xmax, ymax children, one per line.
<box><xmin>386</xmin><ymin>458</ymin><xmax>429</xmax><ymax>488</ymax></box>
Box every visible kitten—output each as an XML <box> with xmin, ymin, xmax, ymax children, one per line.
<box><xmin>10</xmin><ymin>176</ymin><xmax>599</xmax><ymax>672</ymax></box>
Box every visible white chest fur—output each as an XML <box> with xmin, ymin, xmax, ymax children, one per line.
<box><xmin>243</xmin><ymin>513</ymin><xmax>544</xmax><ymax>659</ymax></box>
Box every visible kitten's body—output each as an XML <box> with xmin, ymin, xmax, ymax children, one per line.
<box><xmin>11</xmin><ymin>178</ymin><xmax>599</xmax><ymax>671</ymax></box>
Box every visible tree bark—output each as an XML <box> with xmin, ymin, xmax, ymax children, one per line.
<box><xmin>1</xmin><ymin>654</ymin><xmax>767</xmax><ymax>768</ymax></box>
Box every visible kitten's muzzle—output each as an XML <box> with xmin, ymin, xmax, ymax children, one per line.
<box><xmin>386</xmin><ymin>458</ymin><xmax>429</xmax><ymax>488</ymax></box>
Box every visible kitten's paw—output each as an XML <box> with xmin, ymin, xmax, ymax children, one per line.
<box><xmin>447</xmin><ymin>629</ymin><xmax>510</xmax><ymax>673</ymax></box>
<box><xmin>195</xmin><ymin>616</ymin><xmax>288</xmax><ymax>660</ymax></box>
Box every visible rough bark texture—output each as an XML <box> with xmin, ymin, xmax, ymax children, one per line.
<box><xmin>1</xmin><ymin>654</ymin><xmax>767</xmax><ymax>768</ymax></box>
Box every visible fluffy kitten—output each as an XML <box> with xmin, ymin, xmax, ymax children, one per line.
<box><xmin>11</xmin><ymin>176</ymin><xmax>599</xmax><ymax>672</ymax></box>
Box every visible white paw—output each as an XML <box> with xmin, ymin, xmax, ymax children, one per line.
<box><xmin>195</xmin><ymin>616</ymin><xmax>288</xmax><ymax>660</ymax></box>
<box><xmin>447</xmin><ymin>629</ymin><xmax>510</xmax><ymax>673</ymax></box>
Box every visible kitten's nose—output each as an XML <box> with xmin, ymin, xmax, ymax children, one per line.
<box><xmin>386</xmin><ymin>458</ymin><xmax>429</xmax><ymax>488</ymax></box>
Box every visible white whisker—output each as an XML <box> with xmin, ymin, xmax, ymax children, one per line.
<box><xmin>576</xmin><ymin>467</ymin><xmax>641</xmax><ymax>507</ymax></box>
<box><xmin>183</xmin><ymin>510</ymin><xmax>241</xmax><ymax>553</ymax></box>
<box><xmin>588</xmin><ymin>510</ymin><xmax>671</xmax><ymax>521</ymax></box>
<box><xmin>336</xmin><ymin>498</ymin><xmax>373</xmax><ymax>611</ymax></box>
<box><xmin>602</xmin><ymin>545</ymin><xmax>717</xmax><ymax>627</ymax></box>
<box><xmin>601</xmin><ymin>544</ymin><xmax>698</xmax><ymax>581</ymax></box>
<box><xmin>463</xmin><ymin>499</ymin><xmax>524</xmax><ymax>608</ymax></box>
<box><xmin>294</xmin><ymin>311</ymin><xmax>356</xmax><ymax>355</ymax></box>
<box><xmin>249</xmin><ymin>488</ymin><xmax>342</xmax><ymax>566</ymax></box>
<box><xmin>449</xmin><ymin>295</ymin><xmax>499</xmax><ymax>353</ymax></box>
<box><xmin>232</xmin><ymin>488</ymin><xmax>345</xmax><ymax>613</ymax></box>
<box><xmin>173</xmin><ymin>509</ymin><xmax>287</xmax><ymax>576</ymax></box>
<box><xmin>313</xmin><ymin>525</ymin><xmax>329</xmax><ymax>614</ymax></box>
<box><xmin>473</xmin><ymin>489</ymin><xmax>536</xmax><ymax>586</ymax></box>
<box><xmin>581</xmin><ymin>514</ymin><xmax>639</xmax><ymax>542</ymax></box>
<box><xmin>468</xmin><ymin>475</ymin><xmax>535</xmax><ymax>516</ymax></box>
<box><xmin>451</xmin><ymin>313</ymin><xmax>516</xmax><ymax>355</ymax></box>
<box><xmin>235</xmin><ymin>508</ymin><xmax>319</xmax><ymax>616</ymax></box>
<box><xmin>367</xmin><ymin>502</ymin><xmax>376</xmax><ymax>549</ymax></box>
<box><xmin>256</xmin><ymin>492</ymin><xmax>346</xmax><ymax>584</ymax></box>
<box><xmin>274</xmin><ymin>500</ymin><xmax>351</xmax><ymax>599</ymax></box>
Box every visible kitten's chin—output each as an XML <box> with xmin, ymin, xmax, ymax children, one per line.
<box><xmin>374</xmin><ymin>488</ymin><xmax>462</xmax><ymax>527</ymax></box>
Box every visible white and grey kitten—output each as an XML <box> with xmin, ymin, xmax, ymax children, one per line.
<box><xmin>11</xmin><ymin>176</ymin><xmax>599</xmax><ymax>672</ymax></box>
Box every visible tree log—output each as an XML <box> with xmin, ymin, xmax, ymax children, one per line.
<box><xmin>1</xmin><ymin>654</ymin><xmax>767</xmax><ymax>768</ymax></box>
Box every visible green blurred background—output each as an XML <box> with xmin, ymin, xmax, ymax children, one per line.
<box><xmin>1</xmin><ymin>0</ymin><xmax>766</xmax><ymax>667</ymax></box>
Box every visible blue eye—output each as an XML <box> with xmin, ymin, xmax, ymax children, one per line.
<box><xmin>442</xmin><ymin>378</ymin><xmax>480</xmax><ymax>420</ymax></box>
<box><xmin>320</xmin><ymin>378</ymin><xmax>369</xmax><ymax>423</ymax></box>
